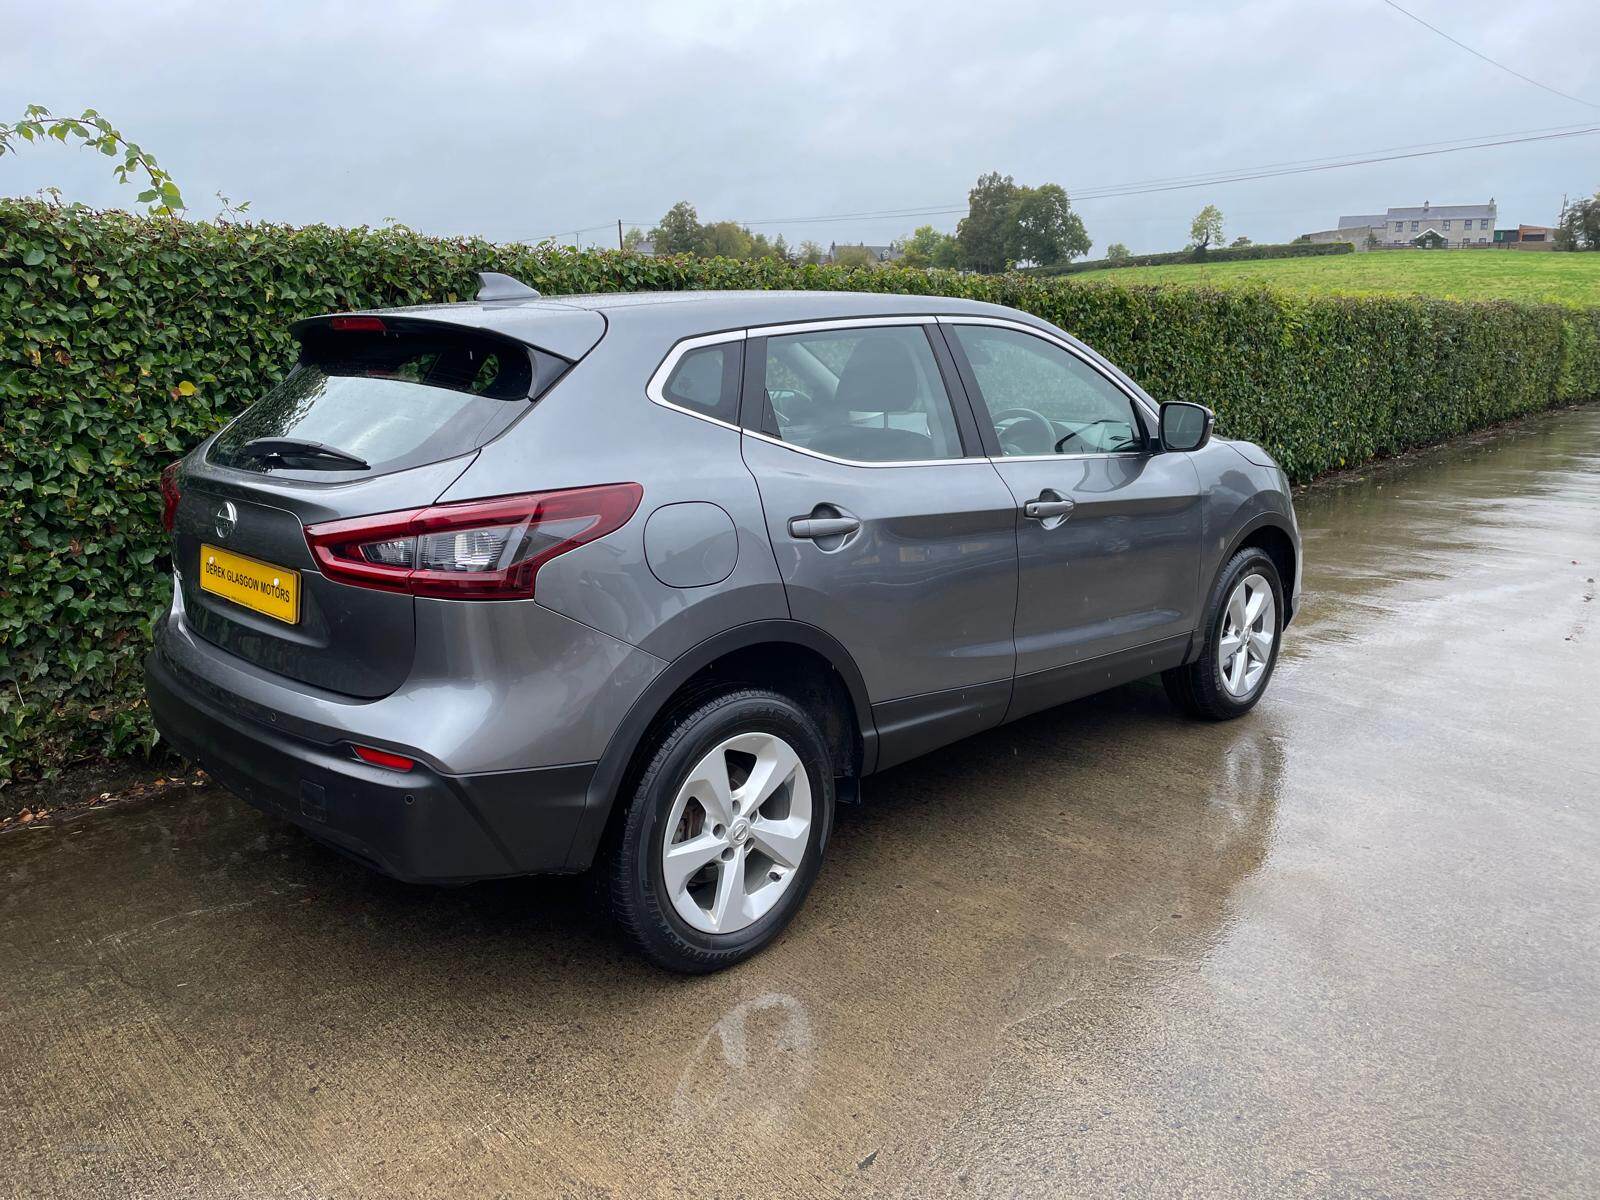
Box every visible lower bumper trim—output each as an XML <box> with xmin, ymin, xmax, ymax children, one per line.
<box><xmin>145</xmin><ymin>648</ymin><xmax>595</xmax><ymax>884</ymax></box>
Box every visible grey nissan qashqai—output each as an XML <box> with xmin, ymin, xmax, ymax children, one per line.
<box><xmin>146</xmin><ymin>275</ymin><xmax>1300</xmax><ymax>972</ymax></box>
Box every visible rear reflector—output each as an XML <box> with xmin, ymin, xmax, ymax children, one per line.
<box><xmin>160</xmin><ymin>461</ymin><xmax>182</xmax><ymax>533</ymax></box>
<box><xmin>330</xmin><ymin>316</ymin><xmax>387</xmax><ymax>333</ymax></box>
<box><xmin>304</xmin><ymin>483</ymin><xmax>644</xmax><ymax>599</ymax></box>
<box><xmin>352</xmin><ymin>744</ymin><xmax>415</xmax><ymax>771</ymax></box>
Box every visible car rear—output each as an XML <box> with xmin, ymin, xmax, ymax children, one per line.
<box><xmin>145</xmin><ymin>305</ymin><xmax>660</xmax><ymax>881</ymax></box>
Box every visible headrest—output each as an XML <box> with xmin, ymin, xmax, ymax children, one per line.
<box><xmin>831</xmin><ymin>336</ymin><xmax>923</xmax><ymax>414</ymax></box>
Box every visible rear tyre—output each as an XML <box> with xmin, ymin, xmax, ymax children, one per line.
<box><xmin>603</xmin><ymin>688</ymin><xmax>835</xmax><ymax>973</ymax></box>
<box><xmin>1163</xmin><ymin>547</ymin><xmax>1283</xmax><ymax>721</ymax></box>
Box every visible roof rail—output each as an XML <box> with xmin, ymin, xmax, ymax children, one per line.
<box><xmin>475</xmin><ymin>271</ymin><xmax>541</xmax><ymax>302</ymax></box>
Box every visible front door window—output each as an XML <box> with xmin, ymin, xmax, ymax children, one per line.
<box><xmin>948</xmin><ymin>324</ymin><xmax>1143</xmax><ymax>457</ymax></box>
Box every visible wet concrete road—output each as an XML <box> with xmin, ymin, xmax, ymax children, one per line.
<box><xmin>4</xmin><ymin>408</ymin><xmax>1599</xmax><ymax>1199</ymax></box>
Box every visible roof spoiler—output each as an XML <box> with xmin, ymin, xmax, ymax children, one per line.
<box><xmin>476</xmin><ymin>271</ymin><xmax>541</xmax><ymax>302</ymax></box>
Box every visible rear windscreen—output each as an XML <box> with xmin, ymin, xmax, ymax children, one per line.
<box><xmin>210</xmin><ymin>326</ymin><xmax>553</xmax><ymax>477</ymax></box>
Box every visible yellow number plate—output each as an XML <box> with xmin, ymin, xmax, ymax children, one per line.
<box><xmin>199</xmin><ymin>544</ymin><xmax>301</xmax><ymax>624</ymax></box>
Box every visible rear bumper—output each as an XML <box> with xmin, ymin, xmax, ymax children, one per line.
<box><xmin>145</xmin><ymin>647</ymin><xmax>595</xmax><ymax>884</ymax></box>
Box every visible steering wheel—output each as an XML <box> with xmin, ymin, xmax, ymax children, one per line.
<box><xmin>989</xmin><ymin>407</ymin><xmax>1056</xmax><ymax>455</ymax></box>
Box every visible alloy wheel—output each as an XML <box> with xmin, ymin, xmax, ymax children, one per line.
<box><xmin>1218</xmin><ymin>572</ymin><xmax>1276</xmax><ymax>699</ymax></box>
<box><xmin>661</xmin><ymin>731</ymin><xmax>813</xmax><ymax>935</ymax></box>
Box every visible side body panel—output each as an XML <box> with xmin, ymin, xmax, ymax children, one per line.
<box><xmin>740</xmin><ymin>435</ymin><xmax>1020</xmax><ymax>760</ymax></box>
<box><xmin>987</xmin><ymin>451</ymin><xmax>1203</xmax><ymax>676</ymax></box>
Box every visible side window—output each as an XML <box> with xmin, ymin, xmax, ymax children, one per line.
<box><xmin>950</xmin><ymin>324</ymin><xmax>1144</xmax><ymax>457</ymax></box>
<box><xmin>758</xmin><ymin>325</ymin><xmax>963</xmax><ymax>463</ymax></box>
<box><xmin>661</xmin><ymin>342</ymin><xmax>742</xmax><ymax>425</ymax></box>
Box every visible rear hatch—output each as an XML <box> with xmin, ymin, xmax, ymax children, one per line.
<box><xmin>171</xmin><ymin>315</ymin><xmax>582</xmax><ymax>698</ymax></box>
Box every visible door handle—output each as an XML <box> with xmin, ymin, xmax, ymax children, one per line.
<box><xmin>1023</xmin><ymin>498</ymin><xmax>1075</xmax><ymax>520</ymax></box>
<box><xmin>789</xmin><ymin>516</ymin><xmax>861</xmax><ymax>540</ymax></box>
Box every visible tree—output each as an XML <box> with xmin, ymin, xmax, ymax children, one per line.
<box><xmin>0</xmin><ymin>104</ymin><xmax>185</xmax><ymax>213</ymax></box>
<box><xmin>930</xmin><ymin>233</ymin><xmax>962</xmax><ymax>269</ymax></box>
<box><xmin>956</xmin><ymin>172</ymin><xmax>1093</xmax><ymax>272</ymax></box>
<box><xmin>797</xmin><ymin>240</ymin><xmax>824</xmax><ymax>265</ymax></box>
<box><xmin>648</xmin><ymin>201</ymin><xmax>703</xmax><ymax>256</ymax></box>
<box><xmin>832</xmin><ymin>244</ymin><xmax>875</xmax><ymax>269</ymax></box>
<box><xmin>1105</xmin><ymin>242</ymin><xmax>1131</xmax><ymax>263</ymax></box>
<box><xmin>621</xmin><ymin>226</ymin><xmax>647</xmax><ymax>252</ymax></box>
<box><xmin>957</xmin><ymin>171</ymin><xmax>1021</xmax><ymax>273</ymax></box>
<box><xmin>772</xmin><ymin>234</ymin><xmax>791</xmax><ymax>263</ymax></box>
<box><xmin>1555</xmin><ymin>190</ymin><xmax>1600</xmax><ymax>250</ymax></box>
<box><xmin>698</xmin><ymin>220</ymin><xmax>753</xmax><ymax>259</ymax></box>
<box><xmin>1007</xmin><ymin>182</ymin><xmax>1090</xmax><ymax>267</ymax></box>
<box><xmin>899</xmin><ymin>224</ymin><xmax>961</xmax><ymax>269</ymax></box>
<box><xmin>1230</xmin><ymin>235</ymin><xmax>1252</xmax><ymax>248</ymax></box>
<box><xmin>1190</xmin><ymin>204</ymin><xmax>1224</xmax><ymax>251</ymax></box>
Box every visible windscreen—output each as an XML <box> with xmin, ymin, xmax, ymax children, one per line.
<box><xmin>210</xmin><ymin>326</ymin><xmax>543</xmax><ymax>477</ymax></box>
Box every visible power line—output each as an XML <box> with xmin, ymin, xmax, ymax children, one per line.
<box><xmin>723</xmin><ymin>123</ymin><xmax>1598</xmax><ymax>229</ymax></box>
<box><xmin>495</xmin><ymin>119</ymin><xmax>1599</xmax><ymax>244</ymax></box>
<box><xmin>1069</xmin><ymin>125</ymin><xmax>1599</xmax><ymax>202</ymax></box>
<box><xmin>1379</xmin><ymin>0</ymin><xmax>1600</xmax><ymax>111</ymax></box>
<box><xmin>1032</xmin><ymin>121</ymin><xmax>1598</xmax><ymax>197</ymax></box>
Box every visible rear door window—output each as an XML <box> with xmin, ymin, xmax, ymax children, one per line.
<box><xmin>756</xmin><ymin>324</ymin><xmax>964</xmax><ymax>463</ymax></box>
<box><xmin>210</xmin><ymin>325</ymin><xmax>557</xmax><ymax>478</ymax></box>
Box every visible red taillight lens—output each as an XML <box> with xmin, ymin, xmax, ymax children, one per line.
<box><xmin>352</xmin><ymin>744</ymin><xmax>415</xmax><ymax>771</ymax></box>
<box><xmin>159</xmin><ymin>461</ymin><xmax>182</xmax><ymax>533</ymax></box>
<box><xmin>303</xmin><ymin>483</ymin><xmax>644</xmax><ymax>600</ymax></box>
<box><xmin>330</xmin><ymin>315</ymin><xmax>386</xmax><ymax>333</ymax></box>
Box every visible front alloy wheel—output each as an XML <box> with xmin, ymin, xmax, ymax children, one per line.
<box><xmin>1163</xmin><ymin>546</ymin><xmax>1284</xmax><ymax>720</ymax></box>
<box><xmin>1217</xmin><ymin>572</ymin><xmax>1276</xmax><ymax>700</ymax></box>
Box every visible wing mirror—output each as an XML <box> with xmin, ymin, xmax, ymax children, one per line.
<box><xmin>1159</xmin><ymin>401</ymin><xmax>1213</xmax><ymax>452</ymax></box>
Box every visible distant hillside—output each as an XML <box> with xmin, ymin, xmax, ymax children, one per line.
<box><xmin>1080</xmin><ymin>250</ymin><xmax>1600</xmax><ymax>308</ymax></box>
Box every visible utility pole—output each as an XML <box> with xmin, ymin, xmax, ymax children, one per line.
<box><xmin>618</xmin><ymin>219</ymin><xmax>625</xmax><ymax>251</ymax></box>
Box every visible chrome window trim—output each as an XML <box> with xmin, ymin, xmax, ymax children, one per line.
<box><xmin>645</xmin><ymin>313</ymin><xmax>1158</xmax><ymax>467</ymax></box>
<box><xmin>748</xmin><ymin>314</ymin><xmax>939</xmax><ymax>338</ymax></box>
<box><xmin>740</xmin><ymin>428</ymin><xmax>992</xmax><ymax>470</ymax></box>
<box><xmin>985</xmin><ymin>450</ymin><xmax>1145</xmax><ymax>463</ymax></box>
<box><xmin>645</xmin><ymin>329</ymin><xmax>748</xmax><ymax>433</ymax></box>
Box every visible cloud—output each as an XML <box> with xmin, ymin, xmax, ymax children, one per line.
<box><xmin>3</xmin><ymin>0</ymin><xmax>1595</xmax><ymax>252</ymax></box>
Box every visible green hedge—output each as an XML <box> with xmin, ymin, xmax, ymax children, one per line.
<box><xmin>1038</xmin><ymin>241</ymin><xmax>1354</xmax><ymax>275</ymax></box>
<box><xmin>2</xmin><ymin>197</ymin><xmax>1598</xmax><ymax>781</ymax></box>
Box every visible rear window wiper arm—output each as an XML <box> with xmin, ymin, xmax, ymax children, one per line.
<box><xmin>238</xmin><ymin>437</ymin><xmax>370</xmax><ymax>470</ymax></box>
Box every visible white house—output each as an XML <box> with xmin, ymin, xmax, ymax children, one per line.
<box><xmin>1303</xmin><ymin>199</ymin><xmax>1499</xmax><ymax>251</ymax></box>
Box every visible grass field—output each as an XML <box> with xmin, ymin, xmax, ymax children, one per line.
<box><xmin>1089</xmin><ymin>250</ymin><xmax>1600</xmax><ymax>308</ymax></box>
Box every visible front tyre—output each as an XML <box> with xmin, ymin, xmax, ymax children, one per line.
<box><xmin>604</xmin><ymin>689</ymin><xmax>835</xmax><ymax>973</ymax></box>
<box><xmin>1163</xmin><ymin>547</ymin><xmax>1284</xmax><ymax>721</ymax></box>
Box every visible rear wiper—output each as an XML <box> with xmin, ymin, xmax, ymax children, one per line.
<box><xmin>238</xmin><ymin>437</ymin><xmax>370</xmax><ymax>470</ymax></box>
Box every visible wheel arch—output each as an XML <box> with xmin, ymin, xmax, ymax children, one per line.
<box><xmin>1227</xmin><ymin>516</ymin><xmax>1299</xmax><ymax>624</ymax></box>
<box><xmin>565</xmin><ymin>621</ymin><xmax>876</xmax><ymax>870</ymax></box>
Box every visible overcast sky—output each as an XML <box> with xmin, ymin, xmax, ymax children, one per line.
<box><xmin>4</xmin><ymin>1</ymin><xmax>1597</xmax><ymax>254</ymax></box>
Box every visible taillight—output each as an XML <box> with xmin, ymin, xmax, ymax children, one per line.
<box><xmin>159</xmin><ymin>461</ymin><xmax>182</xmax><ymax>533</ymax></box>
<box><xmin>303</xmin><ymin>483</ymin><xmax>643</xmax><ymax>600</ymax></box>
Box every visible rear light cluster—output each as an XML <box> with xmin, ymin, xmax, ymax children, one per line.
<box><xmin>303</xmin><ymin>483</ymin><xmax>643</xmax><ymax>600</ymax></box>
<box><xmin>159</xmin><ymin>462</ymin><xmax>182</xmax><ymax>533</ymax></box>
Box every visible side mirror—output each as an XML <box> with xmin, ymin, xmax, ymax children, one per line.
<box><xmin>1160</xmin><ymin>401</ymin><xmax>1213</xmax><ymax>452</ymax></box>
